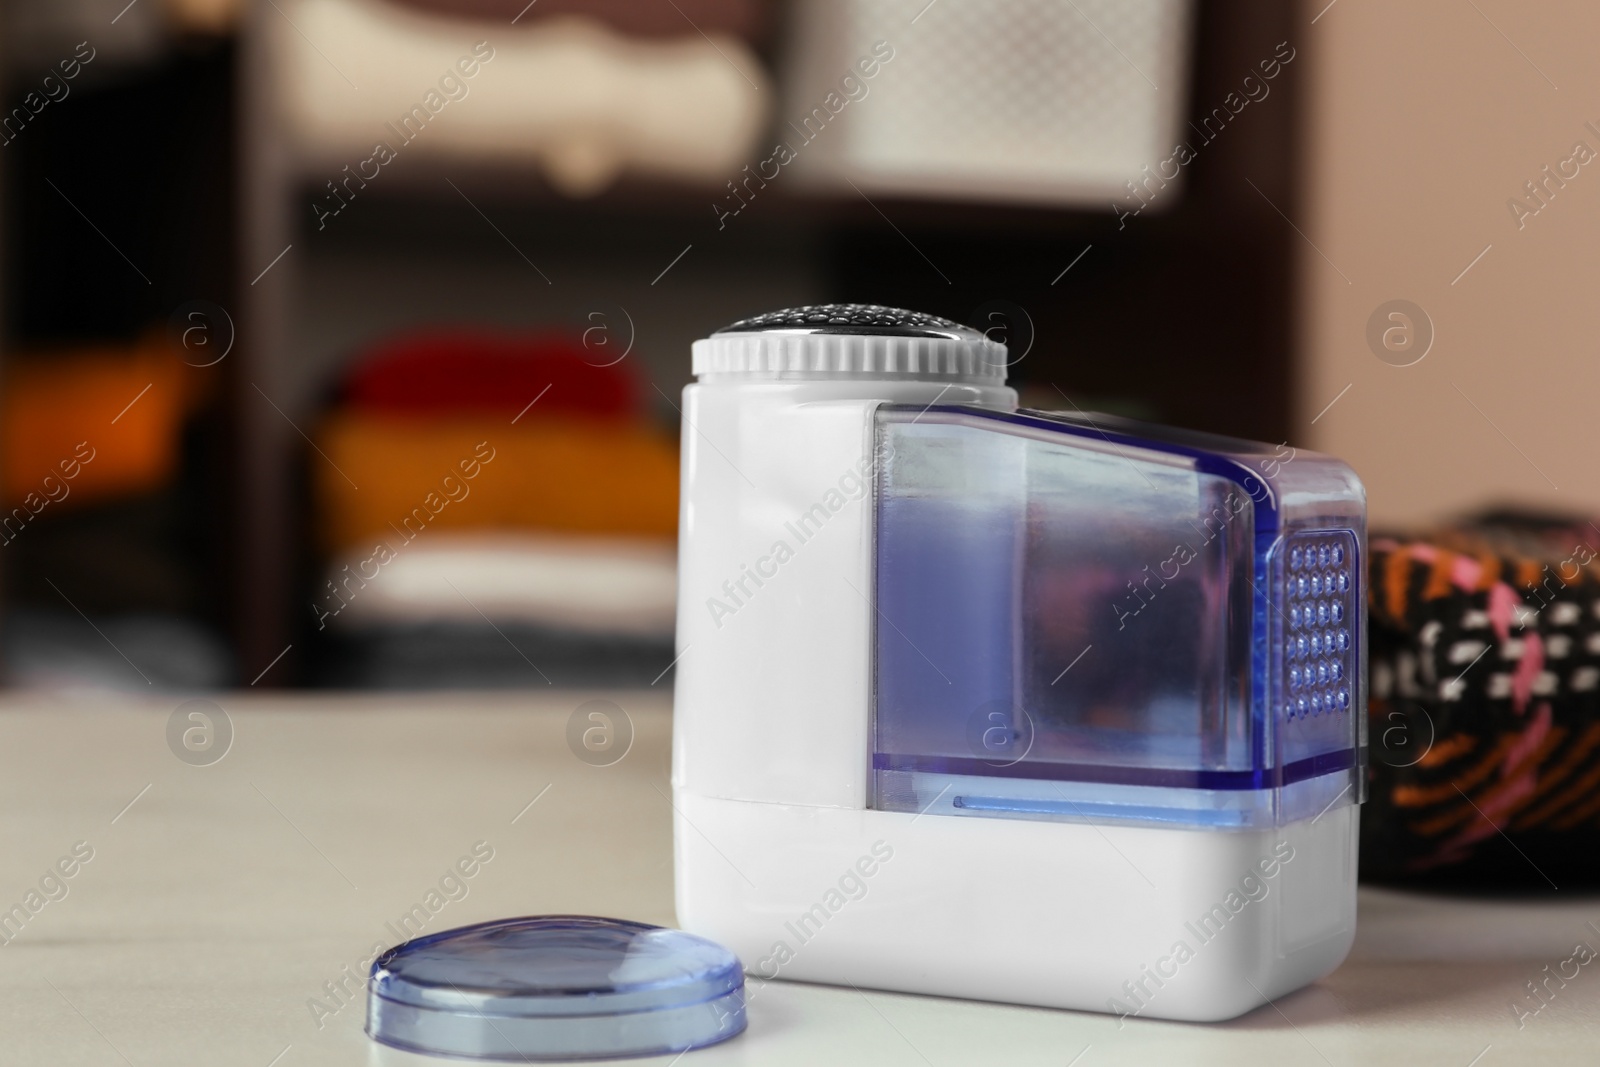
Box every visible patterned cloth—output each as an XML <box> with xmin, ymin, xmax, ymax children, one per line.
<box><xmin>1364</xmin><ymin>512</ymin><xmax>1600</xmax><ymax>886</ymax></box>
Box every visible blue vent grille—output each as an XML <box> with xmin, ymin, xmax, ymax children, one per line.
<box><xmin>1283</xmin><ymin>532</ymin><xmax>1358</xmax><ymax>721</ymax></box>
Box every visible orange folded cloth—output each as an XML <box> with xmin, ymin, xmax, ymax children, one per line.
<box><xmin>2</xmin><ymin>336</ymin><xmax>195</xmax><ymax>516</ymax></box>
<box><xmin>315</xmin><ymin>411</ymin><xmax>679</xmax><ymax>554</ymax></box>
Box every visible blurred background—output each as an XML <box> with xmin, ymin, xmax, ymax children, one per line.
<box><xmin>0</xmin><ymin>0</ymin><xmax>1592</xmax><ymax>699</ymax></box>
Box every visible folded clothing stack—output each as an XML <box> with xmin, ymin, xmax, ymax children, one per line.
<box><xmin>316</xmin><ymin>330</ymin><xmax>677</xmax><ymax>551</ymax></box>
<box><xmin>2</xmin><ymin>335</ymin><xmax>233</xmax><ymax>689</ymax></box>
<box><xmin>1365</xmin><ymin>511</ymin><xmax>1600</xmax><ymax>886</ymax></box>
<box><xmin>3</xmin><ymin>335</ymin><xmax>198</xmax><ymax>519</ymax></box>
<box><xmin>311</xmin><ymin>330</ymin><xmax>679</xmax><ymax>686</ymax></box>
<box><xmin>273</xmin><ymin>0</ymin><xmax>772</xmax><ymax>196</ymax></box>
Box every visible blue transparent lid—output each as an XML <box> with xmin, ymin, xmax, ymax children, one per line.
<box><xmin>366</xmin><ymin>916</ymin><xmax>746</xmax><ymax>1062</ymax></box>
<box><xmin>871</xmin><ymin>405</ymin><xmax>1367</xmax><ymax>831</ymax></box>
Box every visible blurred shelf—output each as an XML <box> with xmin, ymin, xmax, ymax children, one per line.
<box><xmin>233</xmin><ymin>0</ymin><xmax>1306</xmax><ymax>684</ymax></box>
<box><xmin>291</xmin><ymin>158</ymin><xmax>1135</xmax><ymax>238</ymax></box>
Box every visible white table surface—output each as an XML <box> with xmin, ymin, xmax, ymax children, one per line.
<box><xmin>2</xmin><ymin>691</ymin><xmax>1595</xmax><ymax>1065</ymax></box>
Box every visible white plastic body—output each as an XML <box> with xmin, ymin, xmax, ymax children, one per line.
<box><xmin>671</xmin><ymin>375</ymin><xmax>1358</xmax><ymax>1022</ymax></box>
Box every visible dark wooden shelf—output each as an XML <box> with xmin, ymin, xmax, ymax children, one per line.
<box><xmin>233</xmin><ymin>0</ymin><xmax>1306</xmax><ymax>684</ymax></box>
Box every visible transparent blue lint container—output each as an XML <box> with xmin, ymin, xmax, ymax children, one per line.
<box><xmin>871</xmin><ymin>406</ymin><xmax>1367</xmax><ymax>830</ymax></box>
<box><xmin>366</xmin><ymin>916</ymin><xmax>746</xmax><ymax>1062</ymax></box>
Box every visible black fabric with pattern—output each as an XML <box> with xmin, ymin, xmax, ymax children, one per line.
<box><xmin>1364</xmin><ymin>512</ymin><xmax>1600</xmax><ymax>887</ymax></box>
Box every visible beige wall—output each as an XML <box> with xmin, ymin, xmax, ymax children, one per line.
<box><xmin>1301</xmin><ymin>0</ymin><xmax>1600</xmax><ymax>529</ymax></box>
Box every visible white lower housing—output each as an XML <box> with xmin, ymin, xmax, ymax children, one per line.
<box><xmin>674</xmin><ymin>796</ymin><xmax>1356</xmax><ymax>1021</ymax></box>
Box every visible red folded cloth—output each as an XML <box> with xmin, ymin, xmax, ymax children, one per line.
<box><xmin>340</xmin><ymin>329</ymin><xmax>639</xmax><ymax>421</ymax></box>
